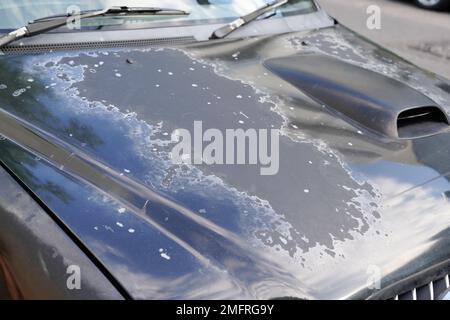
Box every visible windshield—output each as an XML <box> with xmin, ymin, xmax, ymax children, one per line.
<box><xmin>0</xmin><ymin>0</ymin><xmax>316</xmax><ymax>30</ymax></box>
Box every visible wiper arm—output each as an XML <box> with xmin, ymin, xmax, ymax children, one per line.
<box><xmin>210</xmin><ymin>0</ymin><xmax>288</xmax><ymax>40</ymax></box>
<box><xmin>0</xmin><ymin>6</ymin><xmax>189</xmax><ymax>48</ymax></box>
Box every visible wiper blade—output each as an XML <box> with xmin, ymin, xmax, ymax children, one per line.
<box><xmin>0</xmin><ymin>6</ymin><xmax>189</xmax><ymax>48</ymax></box>
<box><xmin>210</xmin><ymin>0</ymin><xmax>288</xmax><ymax>40</ymax></box>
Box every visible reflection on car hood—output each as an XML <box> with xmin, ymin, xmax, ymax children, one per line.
<box><xmin>1</xmin><ymin>25</ymin><xmax>450</xmax><ymax>299</ymax></box>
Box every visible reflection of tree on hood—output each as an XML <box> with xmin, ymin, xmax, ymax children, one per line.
<box><xmin>1</xmin><ymin>142</ymin><xmax>73</xmax><ymax>205</ymax></box>
<box><xmin>0</xmin><ymin>59</ymin><xmax>104</xmax><ymax>205</ymax></box>
<box><xmin>0</xmin><ymin>59</ymin><xmax>103</xmax><ymax>150</ymax></box>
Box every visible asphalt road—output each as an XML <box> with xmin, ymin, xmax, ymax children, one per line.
<box><xmin>316</xmin><ymin>0</ymin><xmax>450</xmax><ymax>79</ymax></box>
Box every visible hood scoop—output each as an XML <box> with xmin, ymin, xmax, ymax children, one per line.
<box><xmin>264</xmin><ymin>53</ymin><xmax>449</xmax><ymax>139</ymax></box>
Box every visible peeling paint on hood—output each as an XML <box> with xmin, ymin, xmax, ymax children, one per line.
<box><xmin>1</xmin><ymin>24</ymin><xmax>450</xmax><ymax>299</ymax></box>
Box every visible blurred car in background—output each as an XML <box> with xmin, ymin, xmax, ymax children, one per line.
<box><xmin>414</xmin><ymin>0</ymin><xmax>449</xmax><ymax>10</ymax></box>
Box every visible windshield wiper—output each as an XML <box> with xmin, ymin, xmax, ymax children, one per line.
<box><xmin>210</xmin><ymin>0</ymin><xmax>288</xmax><ymax>40</ymax></box>
<box><xmin>0</xmin><ymin>6</ymin><xmax>189</xmax><ymax>48</ymax></box>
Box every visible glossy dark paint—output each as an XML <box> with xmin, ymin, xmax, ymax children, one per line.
<box><xmin>1</xmin><ymin>22</ymin><xmax>450</xmax><ymax>299</ymax></box>
<box><xmin>0</xmin><ymin>166</ymin><xmax>122</xmax><ymax>299</ymax></box>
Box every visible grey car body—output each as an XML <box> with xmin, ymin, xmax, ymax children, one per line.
<box><xmin>1</xmin><ymin>1</ymin><xmax>450</xmax><ymax>300</ymax></box>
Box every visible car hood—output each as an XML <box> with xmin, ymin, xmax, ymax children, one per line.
<box><xmin>1</xmin><ymin>24</ymin><xmax>450</xmax><ymax>299</ymax></box>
